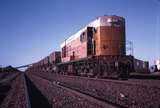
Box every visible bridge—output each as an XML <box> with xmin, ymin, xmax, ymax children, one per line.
<box><xmin>15</xmin><ymin>64</ymin><xmax>33</xmax><ymax>69</ymax></box>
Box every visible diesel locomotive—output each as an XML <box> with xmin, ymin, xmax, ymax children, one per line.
<box><xmin>26</xmin><ymin>15</ymin><xmax>149</xmax><ymax>79</ymax></box>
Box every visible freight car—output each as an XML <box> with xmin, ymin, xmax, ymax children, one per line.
<box><xmin>26</xmin><ymin>15</ymin><xmax>149</xmax><ymax>79</ymax></box>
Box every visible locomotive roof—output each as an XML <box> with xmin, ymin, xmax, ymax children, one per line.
<box><xmin>60</xmin><ymin>15</ymin><xmax>124</xmax><ymax>48</ymax></box>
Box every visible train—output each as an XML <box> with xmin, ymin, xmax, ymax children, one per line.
<box><xmin>26</xmin><ymin>15</ymin><xmax>149</xmax><ymax>79</ymax></box>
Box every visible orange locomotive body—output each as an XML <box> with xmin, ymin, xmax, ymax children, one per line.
<box><xmin>61</xmin><ymin>16</ymin><xmax>126</xmax><ymax>63</ymax></box>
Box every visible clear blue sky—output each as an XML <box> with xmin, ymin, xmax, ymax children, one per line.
<box><xmin>0</xmin><ymin>0</ymin><xmax>160</xmax><ymax>67</ymax></box>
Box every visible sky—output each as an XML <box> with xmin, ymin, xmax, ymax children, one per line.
<box><xmin>0</xmin><ymin>0</ymin><xmax>160</xmax><ymax>67</ymax></box>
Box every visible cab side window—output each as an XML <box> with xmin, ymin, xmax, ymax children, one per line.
<box><xmin>80</xmin><ymin>32</ymin><xmax>86</xmax><ymax>42</ymax></box>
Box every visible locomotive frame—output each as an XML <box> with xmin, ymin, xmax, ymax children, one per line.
<box><xmin>56</xmin><ymin>55</ymin><xmax>133</xmax><ymax>79</ymax></box>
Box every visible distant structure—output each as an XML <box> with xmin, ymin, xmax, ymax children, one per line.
<box><xmin>156</xmin><ymin>59</ymin><xmax>160</xmax><ymax>71</ymax></box>
<box><xmin>16</xmin><ymin>64</ymin><xmax>33</xmax><ymax>69</ymax></box>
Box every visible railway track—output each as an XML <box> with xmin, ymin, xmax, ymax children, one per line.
<box><xmin>25</xmin><ymin>75</ymin><xmax>52</xmax><ymax>108</ymax></box>
<box><xmin>1</xmin><ymin>71</ymin><xmax>160</xmax><ymax>108</ymax></box>
<box><xmin>50</xmin><ymin>78</ymin><xmax>119</xmax><ymax>108</ymax></box>
<box><xmin>1</xmin><ymin>73</ymin><xmax>51</xmax><ymax>108</ymax></box>
<box><xmin>32</xmin><ymin>71</ymin><xmax>160</xmax><ymax>88</ymax></box>
<box><xmin>129</xmin><ymin>73</ymin><xmax>160</xmax><ymax>80</ymax></box>
<box><xmin>0</xmin><ymin>73</ymin><xmax>30</xmax><ymax>108</ymax></box>
<box><xmin>27</xmin><ymin>73</ymin><xmax>119</xmax><ymax>108</ymax></box>
<box><xmin>28</xmin><ymin>72</ymin><xmax>160</xmax><ymax>108</ymax></box>
<box><xmin>53</xmin><ymin>80</ymin><xmax>122</xmax><ymax>108</ymax></box>
<box><xmin>22</xmin><ymin>74</ymin><xmax>31</xmax><ymax>108</ymax></box>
